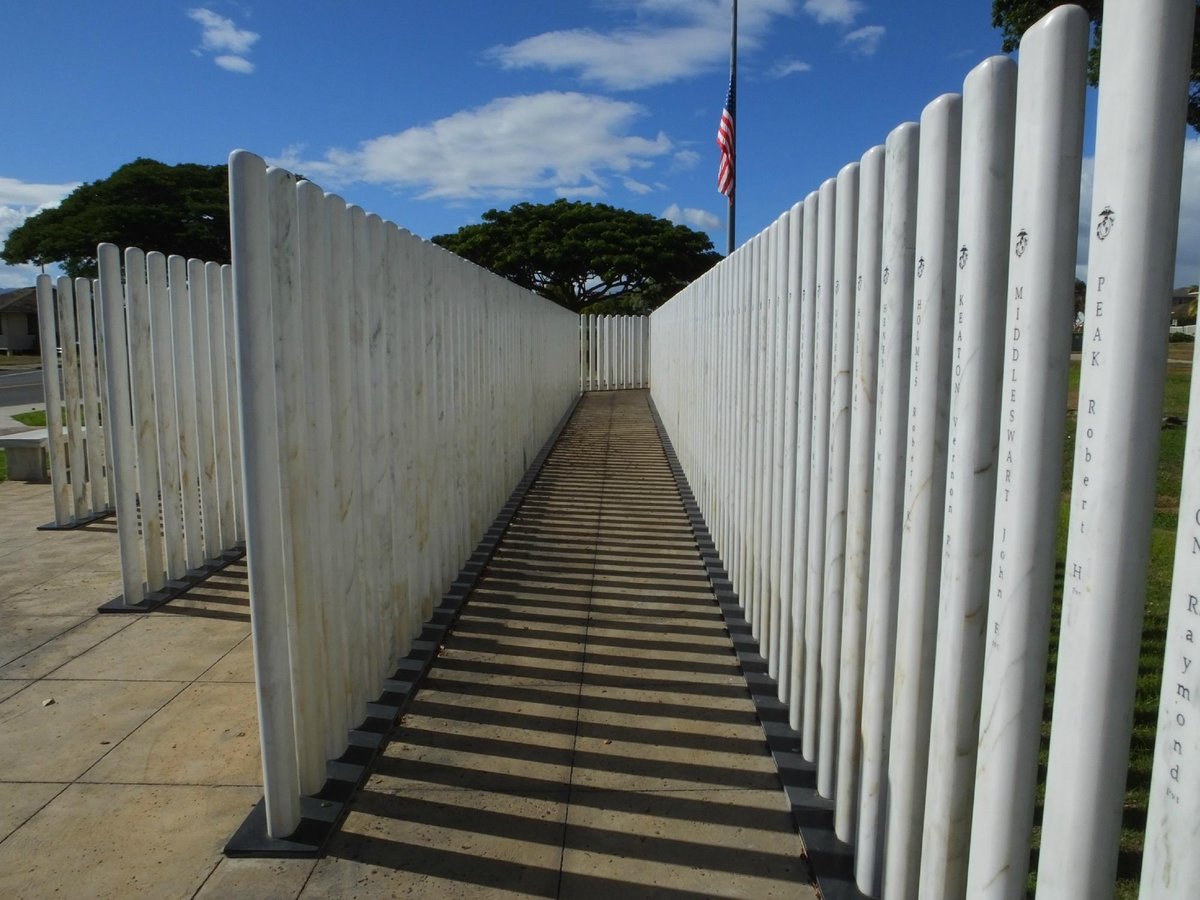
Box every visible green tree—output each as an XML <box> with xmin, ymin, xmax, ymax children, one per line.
<box><xmin>432</xmin><ymin>199</ymin><xmax>721</xmax><ymax>314</ymax></box>
<box><xmin>992</xmin><ymin>1</ymin><xmax>1200</xmax><ymax>131</ymax></box>
<box><xmin>2</xmin><ymin>158</ymin><xmax>229</xmax><ymax>279</ymax></box>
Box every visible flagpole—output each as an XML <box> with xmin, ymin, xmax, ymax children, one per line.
<box><xmin>727</xmin><ymin>0</ymin><xmax>738</xmax><ymax>256</ymax></box>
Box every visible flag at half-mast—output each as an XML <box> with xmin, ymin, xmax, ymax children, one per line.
<box><xmin>717</xmin><ymin>75</ymin><xmax>735</xmax><ymax>197</ymax></box>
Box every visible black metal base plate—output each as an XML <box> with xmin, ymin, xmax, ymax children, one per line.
<box><xmin>98</xmin><ymin>544</ymin><xmax>247</xmax><ymax>614</ymax></box>
<box><xmin>38</xmin><ymin>508</ymin><xmax>115</xmax><ymax>531</ymax></box>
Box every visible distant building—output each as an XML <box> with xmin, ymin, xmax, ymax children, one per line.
<box><xmin>1170</xmin><ymin>285</ymin><xmax>1198</xmax><ymax>327</ymax></box>
<box><xmin>0</xmin><ymin>287</ymin><xmax>41</xmax><ymax>354</ymax></box>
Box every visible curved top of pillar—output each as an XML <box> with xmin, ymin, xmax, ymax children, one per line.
<box><xmin>861</xmin><ymin>144</ymin><xmax>885</xmax><ymax>167</ymax></box>
<box><xmin>965</xmin><ymin>54</ymin><xmax>1017</xmax><ymax>94</ymax></box>
<box><xmin>886</xmin><ymin>121</ymin><xmax>920</xmax><ymax>151</ymax></box>
<box><xmin>920</xmin><ymin>92</ymin><xmax>963</xmax><ymax>128</ymax></box>
<box><xmin>1026</xmin><ymin>2</ymin><xmax>1089</xmax><ymax>47</ymax></box>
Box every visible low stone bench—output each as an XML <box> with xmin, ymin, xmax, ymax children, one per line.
<box><xmin>0</xmin><ymin>430</ymin><xmax>50</xmax><ymax>482</ymax></box>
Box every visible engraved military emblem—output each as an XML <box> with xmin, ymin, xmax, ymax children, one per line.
<box><xmin>882</xmin><ymin>266</ymin><xmax>890</xmax><ymax>285</ymax></box>
<box><xmin>1096</xmin><ymin>206</ymin><xmax>1115</xmax><ymax>240</ymax></box>
<box><xmin>958</xmin><ymin>245</ymin><xmax>968</xmax><ymax>270</ymax></box>
<box><xmin>1015</xmin><ymin>228</ymin><xmax>1029</xmax><ymax>257</ymax></box>
<box><xmin>917</xmin><ymin>256</ymin><xmax>926</xmax><ymax>278</ymax></box>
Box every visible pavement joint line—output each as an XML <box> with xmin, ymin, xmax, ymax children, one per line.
<box><xmin>71</xmin><ymin>678</ymin><xmax>194</xmax><ymax>785</ymax></box>
<box><xmin>0</xmin><ymin>611</ymin><xmax>142</xmax><ymax>681</ymax></box>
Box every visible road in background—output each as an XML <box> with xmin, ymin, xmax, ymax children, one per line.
<box><xmin>0</xmin><ymin>367</ymin><xmax>47</xmax><ymax>410</ymax></box>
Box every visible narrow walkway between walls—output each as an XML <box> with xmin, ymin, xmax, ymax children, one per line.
<box><xmin>281</xmin><ymin>390</ymin><xmax>819</xmax><ymax>899</ymax></box>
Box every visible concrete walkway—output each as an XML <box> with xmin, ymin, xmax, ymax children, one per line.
<box><xmin>0</xmin><ymin>390</ymin><xmax>818</xmax><ymax>899</ymax></box>
<box><xmin>0</xmin><ymin>404</ymin><xmax>41</xmax><ymax>436</ymax></box>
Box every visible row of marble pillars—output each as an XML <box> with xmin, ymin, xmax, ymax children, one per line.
<box><xmin>650</xmin><ymin>2</ymin><xmax>1197</xmax><ymax>897</ymax></box>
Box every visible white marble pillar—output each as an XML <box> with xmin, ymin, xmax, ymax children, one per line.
<box><xmin>228</xmin><ymin>151</ymin><xmax>302</xmax><ymax>838</ymax></box>
<box><xmin>36</xmin><ymin>276</ymin><xmax>69</xmax><ymax>524</ymax></box>
<box><xmin>857</xmin><ymin>121</ymin><xmax>919</xmax><ymax>897</ymax></box>
<box><xmin>1038</xmin><ymin>0</ymin><xmax>1194</xmax><ymax>895</ymax></box>
<box><xmin>208</xmin><ymin>258</ymin><xmax>237</xmax><ymax>555</ymax></box>
<box><xmin>74</xmin><ymin>278</ymin><xmax>107</xmax><ymax>515</ymax></box>
<box><xmin>964</xmin><ymin>9</ymin><xmax>1088</xmax><ymax>896</ymax></box>
<box><xmin>91</xmin><ymin>276</ymin><xmax>116</xmax><ymax>513</ymax></box>
<box><xmin>190</xmin><ymin>258</ymin><xmax>220</xmax><ymax>561</ymax></box>
<box><xmin>96</xmin><ymin>254</ymin><xmax>144</xmax><ymax>605</ymax></box>
<box><xmin>56</xmin><ymin>277</ymin><xmax>87</xmax><ymax>520</ymax></box>
<box><xmin>167</xmin><ymin>257</ymin><xmax>203</xmax><ymax>570</ymax></box>
<box><xmin>285</xmin><ymin>178</ymin><xmax>334</xmax><ymax>791</ymax></box>
<box><xmin>836</xmin><ymin>142</ymin><xmax>885</xmax><ymax>843</ymax></box>
<box><xmin>918</xmin><ymin>55</ymin><xmax>1016</xmax><ymax>900</ymax></box>
<box><xmin>750</xmin><ymin>234</ymin><xmax>768</xmax><ymax>634</ymax></box>
<box><xmin>777</xmin><ymin>203</ymin><xmax>804</xmax><ymax>705</ymax></box>
<box><xmin>772</xmin><ymin>211</ymin><xmax>792</xmax><ymax>681</ymax></box>
<box><xmin>883</xmin><ymin>92</ymin><xmax>961</xmax><ymax>900</ymax></box>
<box><xmin>125</xmin><ymin>251</ymin><xmax>168</xmax><ymax>593</ymax></box>
<box><xmin>804</xmin><ymin>178</ymin><xmax>837</xmax><ymax>759</ymax></box>
<box><xmin>1142</xmin><ymin>281</ymin><xmax>1200</xmax><ymax>900</ymax></box>
<box><xmin>145</xmin><ymin>254</ymin><xmax>186</xmax><ymax>581</ymax></box>
<box><xmin>819</xmin><ymin>163</ymin><xmax>859</xmax><ymax>797</ymax></box>
<box><xmin>221</xmin><ymin>265</ymin><xmax>244</xmax><ymax>540</ymax></box>
<box><xmin>750</xmin><ymin>233</ymin><xmax>767</xmax><ymax>623</ymax></box>
<box><xmin>789</xmin><ymin>192</ymin><xmax>819</xmax><ymax>733</ymax></box>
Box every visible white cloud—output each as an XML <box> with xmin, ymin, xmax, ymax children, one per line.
<box><xmin>844</xmin><ymin>24</ymin><xmax>885</xmax><ymax>56</ymax></box>
<box><xmin>0</xmin><ymin>177</ymin><xmax>78</xmax><ymax>289</ymax></box>
<box><xmin>0</xmin><ymin>177</ymin><xmax>79</xmax><ymax>208</ymax></box>
<box><xmin>803</xmin><ymin>0</ymin><xmax>864</xmax><ymax>26</ymax></box>
<box><xmin>623</xmin><ymin>178</ymin><xmax>655</xmax><ymax>195</ymax></box>
<box><xmin>188</xmin><ymin>8</ymin><xmax>259</xmax><ymax>74</ymax></box>
<box><xmin>1076</xmin><ymin>138</ymin><xmax>1200</xmax><ymax>289</ymax></box>
<box><xmin>0</xmin><ymin>266</ymin><xmax>42</xmax><ymax>290</ymax></box>
<box><xmin>663</xmin><ymin>203</ymin><xmax>722</xmax><ymax>232</ymax></box>
<box><xmin>769</xmin><ymin>58</ymin><xmax>813</xmax><ymax>78</ymax></box>
<box><xmin>215</xmin><ymin>54</ymin><xmax>255</xmax><ymax>74</ymax></box>
<box><xmin>488</xmin><ymin>0</ymin><xmax>795</xmax><ymax>90</ymax></box>
<box><xmin>271</xmin><ymin>92</ymin><xmax>673</xmax><ymax>201</ymax></box>
<box><xmin>188</xmin><ymin>8</ymin><xmax>258</xmax><ymax>54</ymax></box>
<box><xmin>673</xmin><ymin>150</ymin><xmax>701</xmax><ymax>171</ymax></box>
<box><xmin>556</xmin><ymin>184</ymin><xmax>607</xmax><ymax>198</ymax></box>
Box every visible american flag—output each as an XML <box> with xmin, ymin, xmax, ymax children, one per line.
<box><xmin>716</xmin><ymin>77</ymin><xmax>735</xmax><ymax>197</ymax></box>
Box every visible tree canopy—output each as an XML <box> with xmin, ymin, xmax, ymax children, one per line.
<box><xmin>432</xmin><ymin>199</ymin><xmax>721</xmax><ymax>314</ymax></box>
<box><xmin>2</xmin><ymin>158</ymin><xmax>230</xmax><ymax>279</ymax></box>
<box><xmin>992</xmin><ymin>1</ymin><xmax>1200</xmax><ymax>131</ymax></box>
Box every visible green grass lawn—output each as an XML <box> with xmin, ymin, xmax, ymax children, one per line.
<box><xmin>12</xmin><ymin>410</ymin><xmax>47</xmax><ymax>427</ymax></box>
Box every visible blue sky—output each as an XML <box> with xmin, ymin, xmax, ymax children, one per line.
<box><xmin>2</xmin><ymin>0</ymin><xmax>1198</xmax><ymax>289</ymax></box>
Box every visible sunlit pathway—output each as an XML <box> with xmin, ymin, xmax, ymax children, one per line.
<box><xmin>298</xmin><ymin>390</ymin><xmax>819</xmax><ymax>898</ymax></box>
